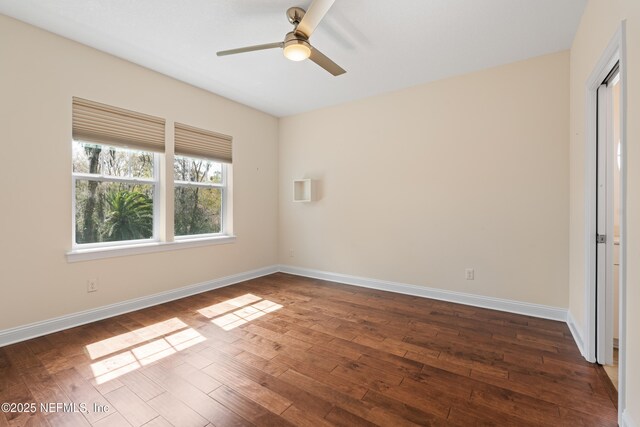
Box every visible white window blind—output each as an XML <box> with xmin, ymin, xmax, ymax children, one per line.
<box><xmin>72</xmin><ymin>97</ymin><xmax>165</xmax><ymax>152</ymax></box>
<box><xmin>174</xmin><ymin>122</ymin><xmax>232</xmax><ymax>163</ymax></box>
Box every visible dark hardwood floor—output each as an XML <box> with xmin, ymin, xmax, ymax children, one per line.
<box><xmin>0</xmin><ymin>273</ymin><xmax>618</xmax><ymax>426</ymax></box>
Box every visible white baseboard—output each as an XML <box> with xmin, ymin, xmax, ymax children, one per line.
<box><xmin>279</xmin><ymin>265</ymin><xmax>567</xmax><ymax>321</ymax></box>
<box><xmin>566</xmin><ymin>310</ymin><xmax>588</xmax><ymax>360</ymax></box>
<box><xmin>0</xmin><ymin>265</ymin><xmax>278</xmax><ymax>348</ymax></box>
<box><xmin>623</xmin><ymin>410</ymin><xmax>638</xmax><ymax>427</ymax></box>
<box><xmin>0</xmin><ymin>264</ymin><xmax>575</xmax><ymax>350</ymax></box>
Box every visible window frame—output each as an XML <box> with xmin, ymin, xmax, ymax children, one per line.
<box><xmin>68</xmin><ymin>107</ymin><xmax>236</xmax><ymax>262</ymax></box>
<box><xmin>173</xmin><ymin>155</ymin><xmax>228</xmax><ymax>240</ymax></box>
<box><xmin>71</xmin><ymin>142</ymin><xmax>161</xmax><ymax>250</ymax></box>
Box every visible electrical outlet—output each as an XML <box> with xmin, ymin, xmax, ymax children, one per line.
<box><xmin>465</xmin><ymin>268</ymin><xmax>475</xmax><ymax>280</ymax></box>
<box><xmin>87</xmin><ymin>278</ymin><xmax>99</xmax><ymax>293</ymax></box>
<box><xmin>289</xmin><ymin>250</ymin><xmax>294</xmax><ymax>258</ymax></box>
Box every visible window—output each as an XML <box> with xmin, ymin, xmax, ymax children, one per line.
<box><xmin>70</xmin><ymin>98</ymin><xmax>234</xmax><ymax>258</ymax></box>
<box><xmin>71</xmin><ymin>97</ymin><xmax>165</xmax><ymax>249</ymax></box>
<box><xmin>174</xmin><ymin>156</ymin><xmax>226</xmax><ymax>237</ymax></box>
<box><xmin>73</xmin><ymin>142</ymin><xmax>158</xmax><ymax>246</ymax></box>
<box><xmin>173</xmin><ymin>122</ymin><xmax>232</xmax><ymax>239</ymax></box>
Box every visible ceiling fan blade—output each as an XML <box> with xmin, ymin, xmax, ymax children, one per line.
<box><xmin>309</xmin><ymin>47</ymin><xmax>346</xmax><ymax>76</ymax></box>
<box><xmin>217</xmin><ymin>42</ymin><xmax>283</xmax><ymax>57</ymax></box>
<box><xmin>296</xmin><ymin>0</ymin><xmax>335</xmax><ymax>38</ymax></box>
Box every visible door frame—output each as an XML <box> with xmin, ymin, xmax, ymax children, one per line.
<box><xmin>583</xmin><ymin>22</ymin><xmax>627</xmax><ymax>422</ymax></box>
<box><xmin>595</xmin><ymin>78</ymin><xmax>616</xmax><ymax>366</ymax></box>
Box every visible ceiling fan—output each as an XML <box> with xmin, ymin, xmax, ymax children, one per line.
<box><xmin>216</xmin><ymin>0</ymin><xmax>346</xmax><ymax>76</ymax></box>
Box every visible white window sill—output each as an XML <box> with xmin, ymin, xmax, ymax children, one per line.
<box><xmin>66</xmin><ymin>235</ymin><xmax>236</xmax><ymax>263</ymax></box>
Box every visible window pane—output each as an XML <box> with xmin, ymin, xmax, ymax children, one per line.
<box><xmin>174</xmin><ymin>156</ymin><xmax>222</xmax><ymax>184</ymax></box>
<box><xmin>73</xmin><ymin>141</ymin><xmax>154</xmax><ymax>178</ymax></box>
<box><xmin>174</xmin><ymin>186</ymin><xmax>222</xmax><ymax>236</ymax></box>
<box><xmin>75</xmin><ymin>181</ymin><xmax>154</xmax><ymax>244</ymax></box>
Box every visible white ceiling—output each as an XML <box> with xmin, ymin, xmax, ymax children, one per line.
<box><xmin>0</xmin><ymin>0</ymin><xmax>586</xmax><ymax>117</ymax></box>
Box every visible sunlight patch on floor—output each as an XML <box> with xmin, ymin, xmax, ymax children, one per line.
<box><xmin>197</xmin><ymin>293</ymin><xmax>263</xmax><ymax>318</ymax></box>
<box><xmin>198</xmin><ymin>294</ymin><xmax>283</xmax><ymax>331</ymax></box>
<box><xmin>86</xmin><ymin>317</ymin><xmax>189</xmax><ymax>360</ymax></box>
<box><xmin>87</xmin><ymin>320</ymin><xmax>205</xmax><ymax>384</ymax></box>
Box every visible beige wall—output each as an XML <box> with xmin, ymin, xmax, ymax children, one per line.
<box><xmin>569</xmin><ymin>0</ymin><xmax>640</xmax><ymax>422</ymax></box>
<box><xmin>0</xmin><ymin>14</ymin><xmax>279</xmax><ymax>330</ymax></box>
<box><xmin>279</xmin><ymin>51</ymin><xmax>570</xmax><ymax>307</ymax></box>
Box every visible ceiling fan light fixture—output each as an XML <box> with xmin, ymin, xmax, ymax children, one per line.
<box><xmin>283</xmin><ymin>40</ymin><xmax>311</xmax><ymax>61</ymax></box>
<box><xmin>216</xmin><ymin>0</ymin><xmax>345</xmax><ymax>76</ymax></box>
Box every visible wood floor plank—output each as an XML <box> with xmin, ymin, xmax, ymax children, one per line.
<box><xmin>45</xmin><ymin>411</ymin><xmax>91</xmax><ymax>427</ymax></box>
<box><xmin>448</xmin><ymin>400</ymin><xmax>544</xmax><ymax>427</ymax></box>
<box><xmin>116</xmin><ymin>371</ymin><xmax>164</xmax><ymax>402</ymax></box>
<box><xmin>22</xmin><ymin>370</ymin><xmax>91</xmax><ymax>427</ymax></box>
<box><xmin>331</xmin><ymin>359</ymin><xmax>404</xmax><ymax>389</ymax></box>
<box><xmin>4</xmin><ymin>343</ymin><xmax>44</xmax><ymax>372</ymax></box>
<box><xmin>0</xmin><ymin>273</ymin><xmax>618</xmax><ymax>426</ymax></box>
<box><xmin>280</xmin><ymin>405</ymin><xmax>335</xmax><ymax>427</ymax></box>
<box><xmin>208</xmin><ymin>385</ymin><xmax>272</xmax><ymax>424</ymax></box>
<box><xmin>357</xmin><ymin>353</ymin><xmax>423</xmax><ymax>378</ymax></box>
<box><xmin>22</xmin><ymin>370</ymin><xmax>68</xmax><ymax>405</ymax></box>
<box><xmin>104</xmin><ymin>386</ymin><xmax>157</xmax><ymax>426</ymax></box>
<box><xmin>201</xmin><ymin>364</ymin><xmax>292</xmax><ymax>415</ymax></box>
<box><xmin>233</xmin><ymin>351</ymin><xmax>289</xmax><ymax>378</ymax></box>
<box><xmin>230</xmin><ymin>360</ymin><xmax>338</xmax><ymax>422</ymax></box>
<box><xmin>469</xmin><ymin>386</ymin><xmax>562</xmax><ymax>426</ymax></box>
<box><xmin>170</xmin><ymin>363</ymin><xmax>222</xmax><ymax>394</ymax></box>
<box><xmin>352</xmin><ymin>335</ymin><xmax>407</xmax><ymax>357</ymax></box>
<box><xmin>464</xmin><ymin>366</ymin><xmax>617</xmax><ymax>419</ymax></box>
<box><xmin>147</xmin><ymin>392</ymin><xmax>208</xmax><ymax>427</ymax></box>
<box><xmin>324</xmin><ymin>406</ymin><xmax>377</xmax><ymax>427</ymax></box>
<box><xmin>272</xmin><ymin>349</ymin><xmax>341</xmax><ymax>373</ymax></box>
<box><xmin>282</xmin><ymin>324</ymin><xmax>335</xmax><ymax>346</ymax></box>
<box><xmin>242</xmin><ymin>324</ymin><xmax>312</xmax><ymax>352</ymax></box>
<box><xmin>142</xmin><ymin>364</ymin><xmax>250</xmax><ymax>427</ymax></box>
<box><xmin>362</xmin><ymin>390</ymin><xmax>448</xmax><ymax>426</ymax></box>
<box><xmin>406</xmin><ymin>369</ymin><xmax>473</xmax><ymax>400</ymax></box>
<box><xmin>85</xmin><ymin>377</ymin><xmax>124</xmax><ymax>397</ymax></box>
<box><xmin>278</xmin><ymin>368</ymin><xmax>372</xmax><ymax>417</ymax></box>
<box><xmin>138</xmin><ymin>417</ymin><xmax>172</xmax><ymax>427</ymax></box>
<box><xmin>280</xmin><ymin>361</ymin><xmax>368</xmax><ymax>400</ymax></box>
<box><xmin>375</xmin><ymin>378</ymin><xmax>451</xmax><ymax>419</ymax></box>
<box><xmin>91</xmin><ymin>413</ymin><xmax>131</xmax><ymax>427</ymax></box>
<box><xmin>558</xmin><ymin>406</ymin><xmax>618</xmax><ymax>426</ymax></box>
<box><xmin>52</xmin><ymin>368</ymin><xmax>113</xmax><ymax>424</ymax></box>
<box><xmin>4</xmin><ymin>410</ymin><xmax>49</xmax><ymax>427</ymax></box>
<box><xmin>405</xmin><ymin>350</ymin><xmax>471</xmax><ymax>377</ymax></box>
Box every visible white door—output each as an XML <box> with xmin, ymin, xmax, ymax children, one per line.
<box><xmin>596</xmin><ymin>77</ymin><xmax>616</xmax><ymax>365</ymax></box>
